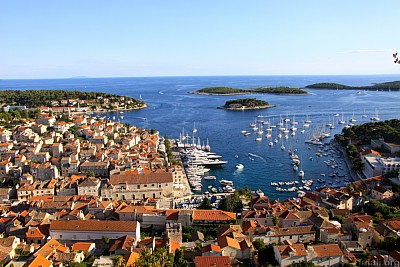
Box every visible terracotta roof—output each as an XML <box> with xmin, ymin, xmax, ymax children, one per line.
<box><xmin>311</xmin><ymin>244</ymin><xmax>343</xmax><ymax>257</ymax></box>
<box><xmin>72</xmin><ymin>242</ymin><xmax>95</xmax><ymax>252</ymax></box>
<box><xmin>195</xmin><ymin>256</ymin><xmax>231</xmax><ymax>267</ymax></box>
<box><xmin>50</xmin><ymin>220</ymin><xmax>138</xmax><ymax>233</ymax></box>
<box><xmin>109</xmin><ymin>235</ymin><xmax>136</xmax><ymax>252</ymax></box>
<box><xmin>202</xmin><ymin>244</ymin><xmax>222</xmax><ymax>253</ymax></box>
<box><xmin>124</xmin><ymin>252</ymin><xmax>140</xmax><ymax>267</ymax></box>
<box><xmin>193</xmin><ymin>210</ymin><xmax>236</xmax><ymax>221</ymax></box>
<box><xmin>110</xmin><ymin>171</ymin><xmax>173</xmax><ymax>185</ymax></box>
<box><xmin>27</xmin><ymin>254</ymin><xmax>53</xmax><ymax>267</ymax></box>
<box><xmin>389</xmin><ymin>250</ymin><xmax>400</xmax><ymax>262</ymax></box>
<box><xmin>275</xmin><ymin>225</ymin><xmax>315</xmax><ymax>236</ymax></box>
<box><xmin>34</xmin><ymin>238</ymin><xmax>63</xmax><ymax>258</ymax></box>
<box><xmin>277</xmin><ymin>243</ymin><xmax>307</xmax><ymax>258</ymax></box>
<box><xmin>218</xmin><ymin>236</ymin><xmax>241</xmax><ymax>250</ymax></box>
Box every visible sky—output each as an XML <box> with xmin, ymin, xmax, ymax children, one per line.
<box><xmin>1</xmin><ymin>1</ymin><xmax>399</xmax><ymax>79</ymax></box>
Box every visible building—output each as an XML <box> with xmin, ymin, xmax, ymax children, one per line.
<box><xmin>274</xmin><ymin>242</ymin><xmax>308</xmax><ymax>267</ymax></box>
<box><xmin>49</xmin><ymin>220</ymin><xmax>141</xmax><ymax>241</ymax></box>
<box><xmin>307</xmin><ymin>244</ymin><xmax>343</xmax><ymax>267</ymax></box>
<box><xmin>102</xmin><ymin>171</ymin><xmax>173</xmax><ymax>201</ymax></box>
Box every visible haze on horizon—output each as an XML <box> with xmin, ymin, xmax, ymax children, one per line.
<box><xmin>1</xmin><ymin>1</ymin><xmax>399</xmax><ymax>79</ymax></box>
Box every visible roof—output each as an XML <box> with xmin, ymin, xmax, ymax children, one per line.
<box><xmin>277</xmin><ymin>243</ymin><xmax>307</xmax><ymax>258</ymax></box>
<box><xmin>195</xmin><ymin>256</ymin><xmax>231</xmax><ymax>267</ymax></box>
<box><xmin>26</xmin><ymin>255</ymin><xmax>53</xmax><ymax>267</ymax></box>
<box><xmin>218</xmin><ymin>236</ymin><xmax>241</xmax><ymax>250</ymax></box>
<box><xmin>311</xmin><ymin>244</ymin><xmax>343</xmax><ymax>257</ymax></box>
<box><xmin>275</xmin><ymin>225</ymin><xmax>315</xmax><ymax>236</ymax></box>
<box><xmin>50</xmin><ymin>220</ymin><xmax>138</xmax><ymax>232</ymax></box>
<box><xmin>389</xmin><ymin>250</ymin><xmax>400</xmax><ymax>262</ymax></box>
<box><xmin>202</xmin><ymin>244</ymin><xmax>221</xmax><ymax>253</ymax></box>
<box><xmin>109</xmin><ymin>235</ymin><xmax>136</xmax><ymax>252</ymax></box>
<box><xmin>124</xmin><ymin>252</ymin><xmax>140</xmax><ymax>267</ymax></box>
<box><xmin>110</xmin><ymin>172</ymin><xmax>173</xmax><ymax>185</ymax></box>
<box><xmin>193</xmin><ymin>210</ymin><xmax>236</xmax><ymax>221</ymax></box>
<box><xmin>72</xmin><ymin>242</ymin><xmax>95</xmax><ymax>252</ymax></box>
<box><xmin>34</xmin><ymin>238</ymin><xmax>63</xmax><ymax>258</ymax></box>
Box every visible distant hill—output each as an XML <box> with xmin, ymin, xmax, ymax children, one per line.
<box><xmin>305</xmin><ymin>81</ymin><xmax>400</xmax><ymax>91</ymax></box>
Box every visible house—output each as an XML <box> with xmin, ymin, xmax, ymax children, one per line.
<box><xmin>80</xmin><ymin>160</ymin><xmax>109</xmax><ymax>177</ymax></box>
<box><xmin>373</xmin><ymin>218</ymin><xmax>400</xmax><ymax>244</ymax></box>
<box><xmin>195</xmin><ymin>256</ymin><xmax>231</xmax><ymax>267</ymax></box>
<box><xmin>388</xmin><ymin>250</ymin><xmax>400</xmax><ymax>266</ymax></box>
<box><xmin>274</xmin><ymin>241</ymin><xmax>307</xmax><ymax>267</ymax></box>
<box><xmin>77</xmin><ymin>177</ymin><xmax>101</xmax><ymax>197</ymax></box>
<box><xmin>250</xmin><ymin>225</ymin><xmax>316</xmax><ymax>245</ymax></box>
<box><xmin>217</xmin><ymin>225</ymin><xmax>252</xmax><ymax>260</ymax></box>
<box><xmin>49</xmin><ymin>220</ymin><xmax>141</xmax><ymax>241</ymax></box>
<box><xmin>370</xmin><ymin>185</ymin><xmax>394</xmax><ymax>201</ymax></box>
<box><xmin>109</xmin><ymin>235</ymin><xmax>137</xmax><ymax>255</ymax></box>
<box><xmin>307</xmin><ymin>244</ymin><xmax>343</xmax><ymax>267</ymax></box>
<box><xmin>202</xmin><ymin>244</ymin><xmax>222</xmax><ymax>256</ymax></box>
<box><xmin>102</xmin><ymin>171</ymin><xmax>174</xmax><ymax>201</ymax></box>
<box><xmin>71</xmin><ymin>242</ymin><xmax>96</xmax><ymax>253</ymax></box>
<box><xmin>0</xmin><ymin>236</ymin><xmax>20</xmax><ymax>261</ymax></box>
<box><xmin>0</xmin><ymin>188</ymin><xmax>12</xmax><ymax>204</ymax></box>
<box><xmin>345</xmin><ymin>214</ymin><xmax>374</xmax><ymax>249</ymax></box>
<box><xmin>25</xmin><ymin>254</ymin><xmax>53</xmax><ymax>267</ymax></box>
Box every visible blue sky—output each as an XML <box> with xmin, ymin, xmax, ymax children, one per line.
<box><xmin>1</xmin><ymin>1</ymin><xmax>399</xmax><ymax>78</ymax></box>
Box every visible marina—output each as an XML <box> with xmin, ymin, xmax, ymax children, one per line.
<box><xmin>3</xmin><ymin>75</ymin><xmax>400</xmax><ymax>199</ymax></box>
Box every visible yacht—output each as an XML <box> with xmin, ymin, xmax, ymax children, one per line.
<box><xmin>349</xmin><ymin>112</ymin><xmax>357</xmax><ymax>122</ymax></box>
<box><xmin>338</xmin><ymin>112</ymin><xmax>345</xmax><ymax>124</ymax></box>
<box><xmin>235</xmin><ymin>164</ymin><xmax>244</xmax><ymax>169</ymax></box>
<box><xmin>269</xmin><ymin>141</ymin><xmax>274</xmax><ymax>146</ymax></box>
<box><xmin>220</xmin><ymin>179</ymin><xmax>234</xmax><ymax>186</ymax></box>
<box><xmin>298</xmin><ymin>170</ymin><xmax>305</xmax><ymax>178</ymax></box>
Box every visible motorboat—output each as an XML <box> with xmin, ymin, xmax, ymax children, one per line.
<box><xmin>220</xmin><ymin>179</ymin><xmax>234</xmax><ymax>186</ymax></box>
<box><xmin>235</xmin><ymin>164</ymin><xmax>244</xmax><ymax>169</ymax></box>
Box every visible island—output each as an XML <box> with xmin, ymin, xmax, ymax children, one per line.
<box><xmin>0</xmin><ymin>89</ymin><xmax>146</xmax><ymax>112</ymax></box>
<box><xmin>306</xmin><ymin>81</ymin><xmax>400</xmax><ymax>91</ymax></box>
<box><xmin>218</xmin><ymin>98</ymin><xmax>274</xmax><ymax>110</ymax></box>
<box><xmin>190</xmin><ymin>86</ymin><xmax>308</xmax><ymax>95</ymax></box>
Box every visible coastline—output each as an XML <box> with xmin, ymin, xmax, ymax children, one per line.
<box><xmin>189</xmin><ymin>91</ymin><xmax>308</xmax><ymax>96</ymax></box>
<box><xmin>68</xmin><ymin>103</ymin><xmax>148</xmax><ymax>115</ymax></box>
<box><xmin>217</xmin><ymin>104</ymin><xmax>276</xmax><ymax>110</ymax></box>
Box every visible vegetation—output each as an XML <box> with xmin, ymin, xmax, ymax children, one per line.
<box><xmin>182</xmin><ymin>225</ymin><xmax>218</xmax><ymax>242</ymax></box>
<box><xmin>198</xmin><ymin>197</ymin><xmax>213</xmax><ymax>210</ymax></box>
<box><xmin>364</xmin><ymin>200</ymin><xmax>400</xmax><ymax>221</ymax></box>
<box><xmin>306</xmin><ymin>81</ymin><xmax>400</xmax><ymax>91</ymax></box>
<box><xmin>252</xmin><ymin>239</ymin><xmax>277</xmax><ymax>266</ymax></box>
<box><xmin>251</xmin><ymin>86</ymin><xmax>307</xmax><ymax>94</ymax></box>
<box><xmin>0</xmin><ymin>89</ymin><xmax>144</xmax><ymax>109</ymax></box>
<box><xmin>220</xmin><ymin>98</ymin><xmax>271</xmax><ymax>110</ymax></box>
<box><xmin>193</xmin><ymin>86</ymin><xmax>307</xmax><ymax>95</ymax></box>
<box><xmin>288</xmin><ymin>262</ymin><xmax>317</xmax><ymax>267</ymax></box>
<box><xmin>173</xmin><ymin>249</ymin><xmax>188</xmax><ymax>267</ymax></box>
<box><xmin>135</xmin><ymin>248</ymin><xmax>170</xmax><ymax>267</ymax></box>
<box><xmin>335</xmin><ymin>119</ymin><xmax>400</xmax><ymax>172</ymax></box>
<box><xmin>218</xmin><ymin>191</ymin><xmax>244</xmax><ymax>213</ymax></box>
<box><xmin>196</xmin><ymin>87</ymin><xmax>246</xmax><ymax>94</ymax></box>
<box><xmin>378</xmin><ymin>236</ymin><xmax>400</xmax><ymax>251</ymax></box>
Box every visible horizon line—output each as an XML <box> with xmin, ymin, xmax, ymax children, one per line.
<box><xmin>1</xmin><ymin>73</ymin><xmax>400</xmax><ymax>81</ymax></box>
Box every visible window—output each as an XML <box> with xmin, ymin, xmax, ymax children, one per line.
<box><xmin>152</xmin><ymin>184</ymin><xmax>154</xmax><ymax>187</ymax></box>
<box><xmin>60</xmin><ymin>235</ymin><xmax>62</xmax><ymax>238</ymax></box>
<box><xmin>144</xmin><ymin>185</ymin><xmax>147</xmax><ymax>187</ymax></box>
<box><xmin>137</xmin><ymin>185</ymin><xmax>140</xmax><ymax>189</ymax></box>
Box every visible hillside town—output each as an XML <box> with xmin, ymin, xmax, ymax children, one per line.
<box><xmin>0</xmin><ymin>101</ymin><xmax>399</xmax><ymax>267</ymax></box>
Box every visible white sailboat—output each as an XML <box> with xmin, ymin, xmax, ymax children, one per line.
<box><xmin>305</xmin><ymin>114</ymin><xmax>312</xmax><ymax>124</ymax></box>
<box><xmin>338</xmin><ymin>112</ymin><xmax>345</xmax><ymax>124</ymax></box>
<box><xmin>349</xmin><ymin>112</ymin><xmax>357</xmax><ymax>123</ymax></box>
<box><xmin>371</xmin><ymin>109</ymin><xmax>380</xmax><ymax>121</ymax></box>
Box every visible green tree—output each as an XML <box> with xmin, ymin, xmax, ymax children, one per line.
<box><xmin>198</xmin><ymin>197</ymin><xmax>212</xmax><ymax>210</ymax></box>
<box><xmin>273</xmin><ymin>216</ymin><xmax>279</xmax><ymax>226</ymax></box>
<box><xmin>112</xmin><ymin>256</ymin><xmax>125</xmax><ymax>267</ymax></box>
<box><xmin>173</xmin><ymin>249</ymin><xmax>188</xmax><ymax>267</ymax></box>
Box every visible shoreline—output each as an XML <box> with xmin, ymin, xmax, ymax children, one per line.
<box><xmin>66</xmin><ymin>103</ymin><xmax>148</xmax><ymax>115</ymax></box>
<box><xmin>189</xmin><ymin>91</ymin><xmax>308</xmax><ymax>96</ymax></box>
<box><xmin>217</xmin><ymin>104</ymin><xmax>276</xmax><ymax>110</ymax></box>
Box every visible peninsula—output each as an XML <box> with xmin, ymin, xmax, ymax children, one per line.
<box><xmin>305</xmin><ymin>80</ymin><xmax>400</xmax><ymax>91</ymax></box>
<box><xmin>190</xmin><ymin>86</ymin><xmax>307</xmax><ymax>95</ymax></box>
<box><xmin>218</xmin><ymin>98</ymin><xmax>274</xmax><ymax>110</ymax></box>
<box><xmin>0</xmin><ymin>89</ymin><xmax>146</xmax><ymax>112</ymax></box>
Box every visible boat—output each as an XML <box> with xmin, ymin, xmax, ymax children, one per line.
<box><xmin>305</xmin><ymin>114</ymin><xmax>312</xmax><ymax>124</ymax></box>
<box><xmin>370</xmin><ymin>109</ymin><xmax>380</xmax><ymax>121</ymax></box>
<box><xmin>235</xmin><ymin>164</ymin><xmax>244</xmax><ymax>169</ymax></box>
<box><xmin>211</xmin><ymin>188</ymin><xmax>218</xmax><ymax>193</ymax></box>
<box><xmin>349</xmin><ymin>112</ymin><xmax>357</xmax><ymax>122</ymax></box>
<box><xmin>334</xmin><ymin>113</ymin><xmax>340</xmax><ymax>117</ymax></box>
<box><xmin>255</xmin><ymin>137</ymin><xmax>262</xmax><ymax>142</ymax></box>
<box><xmin>269</xmin><ymin>141</ymin><xmax>274</xmax><ymax>146</ymax></box>
<box><xmin>297</xmin><ymin>191</ymin><xmax>306</xmax><ymax>198</ymax></box>
<box><xmin>204</xmin><ymin>175</ymin><xmax>217</xmax><ymax>180</ymax></box>
<box><xmin>298</xmin><ymin>170</ymin><xmax>305</xmax><ymax>178</ymax></box>
<box><xmin>338</xmin><ymin>112</ymin><xmax>345</xmax><ymax>124</ymax></box>
<box><xmin>220</xmin><ymin>179</ymin><xmax>234</xmax><ymax>186</ymax></box>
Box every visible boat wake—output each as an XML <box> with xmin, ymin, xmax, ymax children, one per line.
<box><xmin>248</xmin><ymin>153</ymin><xmax>267</xmax><ymax>163</ymax></box>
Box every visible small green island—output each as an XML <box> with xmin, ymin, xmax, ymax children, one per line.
<box><xmin>0</xmin><ymin>90</ymin><xmax>146</xmax><ymax>111</ymax></box>
<box><xmin>305</xmin><ymin>81</ymin><xmax>400</xmax><ymax>91</ymax></box>
<box><xmin>218</xmin><ymin>98</ymin><xmax>274</xmax><ymax>110</ymax></box>
<box><xmin>191</xmin><ymin>86</ymin><xmax>307</xmax><ymax>95</ymax></box>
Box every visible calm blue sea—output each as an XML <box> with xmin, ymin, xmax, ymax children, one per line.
<box><xmin>1</xmin><ymin>75</ymin><xmax>400</xmax><ymax>199</ymax></box>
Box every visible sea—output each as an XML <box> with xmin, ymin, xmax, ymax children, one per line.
<box><xmin>1</xmin><ymin>74</ymin><xmax>400</xmax><ymax>199</ymax></box>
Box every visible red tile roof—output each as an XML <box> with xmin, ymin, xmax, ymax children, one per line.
<box><xmin>193</xmin><ymin>210</ymin><xmax>236</xmax><ymax>221</ymax></box>
<box><xmin>195</xmin><ymin>256</ymin><xmax>231</xmax><ymax>267</ymax></box>
<box><xmin>50</xmin><ymin>220</ymin><xmax>138</xmax><ymax>232</ymax></box>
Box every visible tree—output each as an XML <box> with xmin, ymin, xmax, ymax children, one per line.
<box><xmin>173</xmin><ymin>249</ymin><xmax>188</xmax><ymax>267</ymax></box>
<box><xmin>273</xmin><ymin>216</ymin><xmax>279</xmax><ymax>226</ymax></box>
<box><xmin>198</xmin><ymin>197</ymin><xmax>212</xmax><ymax>210</ymax></box>
<box><xmin>288</xmin><ymin>262</ymin><xmax>317</xmax><ymax>267</ymax></box>
<box><xmin>112</xmin><ymin>256</ymin><xmax>125</xmax><ymax>267</ymax></box>
<box><xmin>252</xmin><ymin>239</ymin><xmax>266</xmax><ymax>251</ymax></box>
